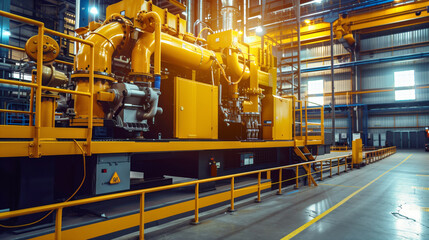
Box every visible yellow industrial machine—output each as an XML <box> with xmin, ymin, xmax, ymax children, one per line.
<box><xmin>67</xmin><ymin>0</ymin><xmax>279</xmax><ymax>141</ymax></box>
<box><xmin>0</xmin><ymin>0</ymin><xmax>324</xmax><ymax>230</ymax></box>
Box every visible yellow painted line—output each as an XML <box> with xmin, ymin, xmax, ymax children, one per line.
<box><xmin>412</xmin><ymin>186</ymin><xmax>429</xmax><ymax>191</ymax></box>
<box><xmin>422</xmin><ymin>207</ymin><xmax>429</xmax><ymax>212</ymax></box>
<box><xmin>281</xmin><ymin>154</ymin><xmax>412</xmax><ymax>240</ymax></box>
<box><xmin>319</xmin><ymin>183</ymin><xmax>360</xmax><ymax>188</ymax></box>
<box><xmin>416</xmin><ymin>174</ymin><xmax>429</xmax><ymax>177</ymax></box>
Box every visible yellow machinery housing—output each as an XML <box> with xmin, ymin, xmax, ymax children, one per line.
<box><xmin>0</xmin><ymin>1</ymin><xmax>324</xmax><ymax>229</ymax></box>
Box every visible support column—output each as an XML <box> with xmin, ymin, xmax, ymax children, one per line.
<box><xmin>330</xmin><ymin>22</ymin><xmax>335</xmax><ymax>145</ymax></box>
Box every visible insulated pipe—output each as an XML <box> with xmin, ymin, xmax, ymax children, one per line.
<box><xmin>75</xmin><ymin>21</ymin><xmax>126</xmax><ymax>73</ymax></box>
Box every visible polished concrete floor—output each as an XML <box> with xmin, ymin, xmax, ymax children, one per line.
<box><xmin>145</xmin><ymin>150</ymin><xmax>429</xmax><ymax>240</ymax></box>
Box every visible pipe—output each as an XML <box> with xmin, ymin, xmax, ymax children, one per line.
<box><xmin>131</xmin><ymin>32</ymin><xmax>155</xmax><ymax>74</ymax></box>
<box><xmin>75</xmin><ymin>21</ymin><xmax>126</xmax><ymax>73</ymax></box>
<box><xmin>161</xmin><ymin>33</ymin><xmax>214</xmax><ymax>70</ymax></box>
<box><xmin>226</xmin><ymin>50</ymin><xmax>250</xmax><ymax>81</ymax></box>
<box><xmin>136</xmin><ymin>12</ymin><xmax>161</xmax><ymax>76</ymax></box>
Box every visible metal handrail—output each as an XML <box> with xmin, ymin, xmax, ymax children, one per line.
<box><xmin>0</xmin><ymin>146</ymin><xmax>398</xmax><ymax>239</ymax></box>
<box><xmin>0</xmin><ymin>10</ymin><xmax>95</xmax><ymax>156</ymax></box>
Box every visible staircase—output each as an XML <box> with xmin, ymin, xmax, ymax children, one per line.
<box><xmin>293</xmin><ymin>146</ymin><xmax>318</xmax><ymax>186</ymax></box>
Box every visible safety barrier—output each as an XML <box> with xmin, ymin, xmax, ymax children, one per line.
<box><xmin>331</xmin><ymin>146</ymin><xmax>351</xmax><ymax>151</ymax></box>
<box><xmin>284</xmin><ymin>95</ymin><xmax>324</xmax><ymax>145</ymax></box>
<box><xmin>364</xmin><ymin>146</ymin><xmax>396</xmax><ymax>164</ymax></box>
<box><xmin>0</xmin><ymin>153</ymin><xmax>354</xmax><ymax>239</ymax></box>
<box><xmin>0</xmin><ymin>10</ymin><xmax>95</xmax><ymax>157</ymax></box>
<box><xmin>0</xmin><ymin>146</ymin><xmax>398</xmax><ymax>239</ymax></box>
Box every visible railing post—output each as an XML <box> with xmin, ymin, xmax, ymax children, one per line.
<box><xmin>86</xmin><ymin>45</ymin><xmax>94</xmax><ymax>156</ymax></box>
<box><xmin>295</xmin><ymin>165</ymin><xmax>299</xmax><ymax>189</ymax></box>
<box><xmin>139</xmin><ymin>192</ymin><xmax>145</xmax><ymax>240</ymax></box>
<box><xmin>55</xmin><ymin>207</ymin><xmax>63</xmax><ymax>240</ymax></box>
<box><xmin>29</xmin><ymin>73</ymin><xmax>35</xmax><ymax>126</ymax></box>
<box><xmin>344</xmin><ymin>158</ymin><xmax>346</xmax><ymax>172</ymax></box>
<box><xmin>320</xmin><ymin>161</ymin><xmax>323</xmax><ymax>181</ymax></box>
<box><xmin>192</xmin><ymin>183</ymin><xmax>200</xmax><ymax>224</ymax></box>
<box><xmin>33</xmin><ymin>24</ymin><xmax>44</xmax><ymax>158</ymax></box>
<box><xmin>255</xmin><ymin>172</ymin><xmax>261</xmax><ymax>203</ymax></box>
<box><xmin>277</xmin><ymin>169</ymin><xmax>283</xmax><ymax>195</ymax></box>
<box><xmin>229</xmin><ymin>177</ymin><xmax>236</xmax><ymax>211</ymax></box>
<box><xmin>329</xmin><ymin>159</ymin><xmax>332</xmax><ymax>178</ymax></box>
<box><xmin>337</xmin><ymin>158</ymin><xmax>340</xmax><ymax>175</ymax></box>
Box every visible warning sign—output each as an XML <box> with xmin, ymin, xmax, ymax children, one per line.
<box><xmin>109</xmin><ymin>172</ymin><xmax>121</xmax><ymax>184</ymax></box>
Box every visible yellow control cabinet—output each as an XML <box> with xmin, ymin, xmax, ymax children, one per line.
<box><xmin>174</xmin><ymin>77</ymin><xmax>218</xmax><ymax>139</ymax></box>
<box><xmin>262</xmin><ymin>95</ymin><xmax>293</xmax><ymax>140</ymax></box>
<box><xmin>352</xmin><ymin>138</ymin><xmax>363</xmax><ymax>164</ymax></box>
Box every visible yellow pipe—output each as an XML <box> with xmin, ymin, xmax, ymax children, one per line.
<box><xmin>131</xmin><ymin>32</ymin><xmax>155</xmax><ymax>74</ymax></box>
<box><xmin>75</xmin><ymin>21</ymin><xmax>126</xmax><ymax>73</ymax></box>
<box><xmin>226</xmin><ymin>51</ymin><xmax>250</xmax><ymax>81</ymax></box>
<box><xmin>136</xmin><ymin>12</ymin><xmax>161</xmax><ymax>76</ymax></box>
<box><xmin>161</xmin><ymin>33</ymin><xmax>213</xmax><ymax>71</ymax></box>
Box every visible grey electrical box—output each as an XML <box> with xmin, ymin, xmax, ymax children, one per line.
<box><xmin>94</xmin><ymin>154</ymin><xmax>130</xmax><ymax>195</ymax></box>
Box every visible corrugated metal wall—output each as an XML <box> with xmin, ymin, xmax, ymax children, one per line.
<box><xmin>299</xmin><ymin>24</ymin><xmax>429</xmax><ymax>145</ymax></box>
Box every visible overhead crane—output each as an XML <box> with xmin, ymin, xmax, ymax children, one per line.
<box><xmin>273</xmin><ymin>1</ymin><xmax>429</xmax><ymax>48</ymax></box>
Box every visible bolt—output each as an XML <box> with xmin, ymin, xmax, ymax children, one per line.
<box><xmin>43</xmin><ymin>45</ymin><xmax>47</xmax><ymax>49</ymax></box>
<box><xmin>33</xmin><ymin>40</ymin><xmax>37</xmax><ymax>44</ymax></box>
<box><xmin>29</xmin><ymin>143</ymin><xmax>34</xmax><ymax>147</ymax></box>
<box><xmin>53</xmin><ymin>50</ymin><xmax>57</xmax><ymax>54</ymax></box>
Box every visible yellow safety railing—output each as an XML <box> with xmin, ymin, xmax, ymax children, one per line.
<box><xmin>0</xmin><ymin>151</ymin><xmax>376</xmax><ymax>239</ymax></box>
<box><xmin>283</xmin><ymin>96</ymin><xmax>324</xmax><ymax>145</ymax></box>
<box><xmin>0</xmin><ymin>10</ymin><xmax>94</xmax><ymax>157</ymax></box>
<box><xmin>364</xmin><ymin>146</ymin><xmax>396</xmax><ymax>164</ymax></box>
<box><xmin>331</xmin><ymin>146</ymin><xmax>351</xmax><ymax>151</ymax></box>
<box><xmin>0</xmin><ymin>146</ymin><xmax>396</xmax><ymax>239</ymax></box>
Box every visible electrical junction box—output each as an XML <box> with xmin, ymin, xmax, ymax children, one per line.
<box><xmin>240</xmin><ymin>153</ymin><xmax>254</xmax><ymax>167</ymax></box>
<box><xmin>262</xmin><ymin>95</ymin><xmax>293</xmax><ymax>140</ymax></box>
<box><xmin>94</xmin><ymin>154</ymin><xmax>130</xmax><ymax>195</ymax></box>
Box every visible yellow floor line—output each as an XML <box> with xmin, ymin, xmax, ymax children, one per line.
<box><xmin>412</xmin><ymin>186</ymin><xmax>429</xmax><ymax>191</ymax></box>
<box><xmin>422</xmin><ymin>207</ymin><xmax>429</xmax><ymax>212</ymax></box>
<box><xmin>416</xmin><ymin>174</ymin><xmax>429</xmax><ymax>177</ymax></box>
<box><xmin>319</xmin><ymin>183</ymin><xmax>360</xmax><ymax>188</ymax></box>
<box><xmin>281</xmin><ymin>154</ymin><xmax>412</xmax><ymax>240</ymax></box>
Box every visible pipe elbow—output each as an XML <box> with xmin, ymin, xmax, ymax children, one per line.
<box><xmin>226</xmin><ymin>51</ymin><xmax>250</xmax><ymax>81</ymax></box>
<box><xmin>75</xmin><ymin>21</ymin><xmax>128</xmax><ymax>74</ymax></box>
<box><xmin>131</xmin><ymin>32</ymin><xmax>155</xmax><ymax>74</ymax></box>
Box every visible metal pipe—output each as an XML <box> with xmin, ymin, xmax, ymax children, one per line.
<box><xmin>296</xmin><ymin>0</ymin><xmax>301</xmax><ymax>101</ymax></box>
<box><xmin>330</xmin><ymin>22</ymin><xmax>335</xmax><ymax>146</ymax></box>
<box><xmin>186</xmin><ymin>0</ymin><xmax>193</xmax><ymax>34</ymax></box>
<box><xmin>75</xmin><ymin>21</ymin><xmax>127</xmax><ymax>73</ymax></box>
<box><xmin>131</xmin><ymin>32</ymin><xmax>155</xmax><ymax>74</ymax></box>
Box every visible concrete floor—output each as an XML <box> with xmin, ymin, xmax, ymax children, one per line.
<box><xmin>144</xmin><ymin>150</ymin><xmax>429</xmax><ymax>240</ymax></box>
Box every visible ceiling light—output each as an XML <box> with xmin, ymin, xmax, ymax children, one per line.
<box><xmin>3</xmin><ymin>30</ymin><xmax>11</xmax><ymax>36</ymax></box>
<box><xmin>255</xmin><ymin>26</ymin><xmax>263</xmax><ymax>33</ymax></box>
<box><xmin>182</xmin><ymin>11</ymin><xmax>187</xmax><ymax>16</ymax></box>
<box><xmin>314</xmin><ymin>0</ymin><xmax>322</xmax><ymax>3</ymax></box>
<box><xmin>90</xmin><ymin>7</ymin><xmax>98</xmax><ymax>15</ymax></box>
<box><xmin>238</xmin><ymin>31</ymin><xmax>243</xmax><ymax>35</ymax></box>
<box><xmin>304</xmin><ymin>19</ymin><xmax>311</xmax><ymax>24</ymax></box>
